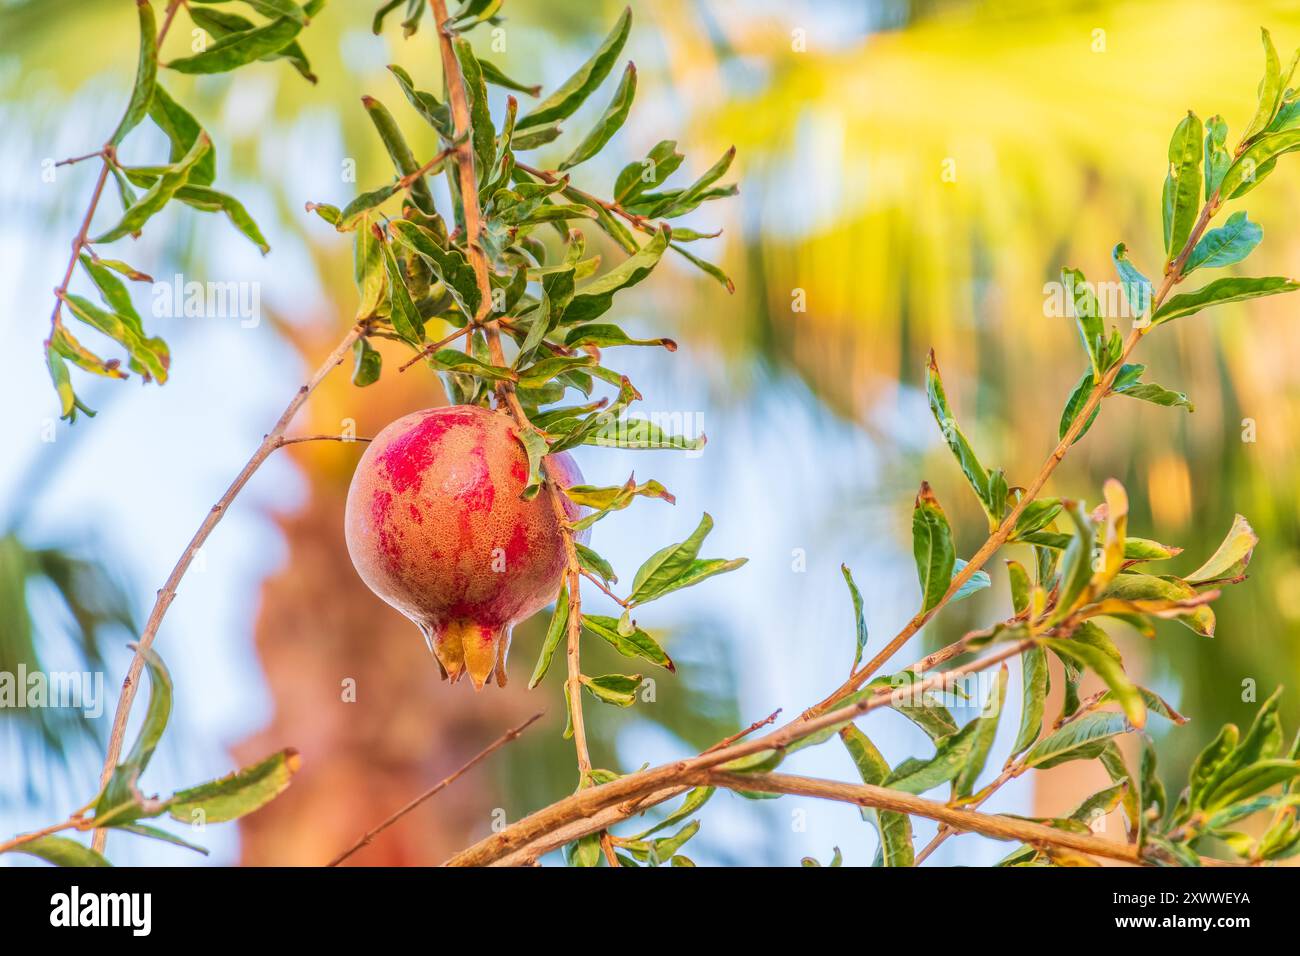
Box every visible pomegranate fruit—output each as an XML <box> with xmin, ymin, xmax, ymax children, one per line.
<box><xmin>344</xmin><ymin>404</ymin><xmax>585</xmax><ymax>690</ymax></box>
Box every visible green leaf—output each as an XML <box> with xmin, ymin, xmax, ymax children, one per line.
<box><xmin>628</xmin><ymin>512</ymin><xmax>712</xmax><ymax>603</ymax></box>
<box><xmin>387</xmin><ymin>64</ymin><xmax>452</xmax><ymax>136</ymax></box>
<box><xmin>174</xmin><ymin>185</ymin><xmax>271</xmax><ymax>254</ymax></box>
<box><xmin>840</xmin><ymin>725</ymin><xmax>914</xmax><ymax>866</ymax></box>
<box><xmin>565</xmin><ymin>832</ymin><xmax>602</xmax><ymax>867</ymax></box>
<box><xmin>528</xmin><ymin>586</ymin><xmax>568</xmax><ymax>688</ymax></box>
<box><xmin>353</xmin><ymin>219</ymin><xmax>387</xmax><ymax>318</ymax></box>
<box><xmin>842</xmin><ymin>564</ymin><xmax>869</xmax><ymax>672</ymax></box>
<box><xmin>1012</xmin><ymin>645</ymin><xmax>1049</xmax><ymax>756</ymax></box>
<box><xmin>1039</xmin><ymin>637</ymin><xmax>1146</xmax><ymax>729</ymax></box>
<box><xmin>1022</xmin><ymin>711</ymin><xmax>1129</xmax><ymax>770</ymax></box>
<box><xmin>631</xmin><ymin>787</ymin><xmax>714</xmax><ymax>841</ymax></box>
<box><xmin>954</xmin><ymin>665</ymin><xmax>1009</xmax><ymax>797</ymax></box>
<box><xmin>1111</xmin><ymin>243</ymin><xmax>1153</xmax><ymax>323</ymax></box>
<box><xmin>1113</xmin><ymin>377</ymin><xmax>1194</xmax><ymax>412</ymax></box>
<box><xmin>164</xmin><ymin>749</ymin><xmax>300</xmax><ymax>824</ymax></box>
<box><xmin>515</xmin><ymin>427</ymin><xmax>549</xmax><ymax>500</ymax></box>
<box><xmin>1185</xmin><ymin>211</ymin><xmax>1263</xmax><ymax>274</ymax></box>
<box><xmin>1058</xmin><ymin>369</ymin><xmax>1101</xmax><ymax>444</ymax></box>
<box><xmin>45</xmin><ymin>345</ymin><xmax>88</xmax><ymax>421</ymax></box>
<box><xmin>389</xmin><ymin>219</ymin><xmax>483</xmax><ymax>320</ymax></box>
<box><xmin>168</xmin><ymin>16</ymin><xmax>303</xmax><ymax>74</ymax></box>
<box><xmin>379</xmin><ymin>234</ymin><xmax>426</xmax><ymax>346</ymax></box>
<box><xmin>363</xmin><ymin>95</ymin><xmax>436</xmax><ymax>215</ymax></box>
<box><xmin>1189</xmin><ymin>724</ymin><xmax>1240</xmax><ymax>812</ymax></box>
<box><xmin>584</xmin><ymin>615</ymin><xmax>674</xmax><ymax>671</ymax></box>
<box><xmin>338</xmin><ymin>183</ymin><xmax>400</xmax><ymax>231</ymax></box>
<box><xmin>559</xmin><ymin>61</ymin><xmax>636</xmax><ymax>171</ymax></box>
<box><xmin>1186</xmin><ymin>513</ymin><xmax>1258</xmax><ymax>585</ymax></box>
<box><xmin>911</xmin><ymin>483</ymin><xmax>955</xmax><ymax>613</ymax></box>
<box><xmin>93</xmin><ymin>644</ymin><xmax>173</xmax><ymax>826</ymax></box>
<box><xmin>563</xmin><ymin>323</ymin><xmax>676</xmax><ymax>351</ymax></box>
<box><xmin>109</xmin><ymin>0</ymin><xmax>158</xmax><ymax>146</ymax></box>
<box><xmin>113</xmin><ymin>823</ymin><xmax>209</xmax><ymax>855</ymax></box>
<box><xmin>1204</xmin><ymin>115</ymin><xmax>1231</xmax><ymax>200</ymax></box>
<box><xmin>669</xmin><ymin>242</ymin><xmax>736</xmax><ymax>293</ymax></box>
<box><xmin>1242</xmin><ymin>28</ymin><xmax>1285</xmax><ymax>143</ymax></box>
<box><xmin>4</xmin><ymin>836</ymin><xmax>111</xmax><ymax>867</ymax></box>
<box><xmin>1094</xmin><ymin>573</ymin><xmax>1216</xmax><ymax>636</ymax></box>
<box><xmin>452</xmin><ymin>38</ymin><xmax>496</xmax><ymax>185</ymax></box>
<box><xmin>562</xmin><ymin>227</ymin><xmax>671</xmax><ymax>324</ymax></box>
<box><xmin>885</xmin><ymin>720</ymin><xmax>983</xmax><ymax>795</ymax></box>
<box><xmin>1220</xmin><ymin>128</ymin><xmax>1300</xmax><ymax>199</ymax></box>
<box><xmin>478</xmin><ymin>58</ymin><xmax>540</xmax><ymax>96</ymax></box>
<box><xmin>640</xmin><ymin>147</ymin><xmax>736</xmax><ymax>218</ymax></box>
<box><xmin>1048</xmin><ymin>500</ymin><xmax>1093</xmax><ymax>623</ymax></box>
<box><xmin>518</xmin><ymin>7</ymin><xmax>631</xmax><ymax>131</ymax></box>
<box><xmin>581</xmin><ymin>673</ymin><xmax>643</xmax><ymax>707</ymax></box>
<box><xmin>92</xmin><ymin>133</ymin><xmax>212</xmax><ymax>243</ymax></box>
<box><xmin>925</xmin><ymin>351</ymin><xmax>995</xmax><ymax>522</ymax></box>
<box><xmin>61</xmin><ymin>294</ymin><xmax>169</xmax><ymax>385</ymax></box>
<box><xmin>1061</xmin><ymin>268</ymin><xmax>1106</xmax><ymax>380</ymax></box>
<box><xmin>1205</xmin><ymin>761</ymin><xmax>1300</xmax><ymax>813</ymax></box>
<box><xmin>950</xmin><ymin>558</ymin><xmax>991</xmax><ymax>604</ymax></box>
<box><xmin>351</xmin><ymin>336</ymin><xmax>382</xmax><ymax>387</ymax></box>
<box><xmin>187</xmin><ymin>5</ymin><xmax>317</xmax><ymax>83</ymax></box>
<box><xmin>1161</xmin><ymin>111</ymin><xmax>1203</xmax><ymax>261</ymax></box>
<box><xmin>615</xmin><ymin>140</ymin><xmax>684</xmax><ymax>205</ymax></box>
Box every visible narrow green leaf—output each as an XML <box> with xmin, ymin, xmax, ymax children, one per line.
<box><xmin>174</xmin><ymin>185</ymin><xmax>270</xmax><ymax>254</ymax></box>
<box><xmin>363</xmin><ymin>95</ymin><xmax>436</xmax><ymax>215</ymax></box>
<box><xmin>1022</xmin><ymin>711</ymin><xmax>1129</xmax><ymax>770</ymax></box>
<box><xmin>953</xmin><ymin>665</ymin><xmax>1009</xmax><ymax>797</ymax></box>
<box><xmin>351</xmin><ymin>336</ymin><xmax>382</xmax><ymax>387</ymax></box>
<box><xmin>168</xmin><ymin>16</ymin><xmax>303</xmax><ymax>74</ymax></box>
<box><xmin>92</xmin><ymin>133</ymin><xmax>212</xmax><ymax>243</ymax></box>
<box><xmin>113</xmin><ymin>823</ymin><xmax>209</xmax><ymax>855</ymax></box>
<box><xmin>911</xmin><ymin>482</ymin><xmax>955</xmax><ymax>613</ymax></box>
<box><xmin>1040</xmin><ymin>636</ymin><xmax>1146</xmax><ymax>729</ymax></box>
<box><xmin>4</xmin><ymin>836</ymin><xmax>110</xmax><ymax>867</ymax></box>
<box><xmin>389</xmin><ymin>219</ymin><xmax>483</xmax><ymax>319</ymax></box>
<box><xmin>559</xmin><ymin>61</ymin><xmax>636</xmax><ymax>171</ymax></box>
<box><xmin>528</xmin><ymin>586</ymin><xmax>568</xmax><ymax>688</ymax></box>
<box><xmin>842</xmin><ymin>564</ymin><xmax>869</xmax><ymax>672</ymax></box>
<box><xmin>110</xmin><ymin>0</ymin><xmax>158</xmax><ymax>146</ymax></box>
<box><xmin>840</xmin><ymin>725</ymin><xmax>914</xmax><ymax>866</ymax></box>
<box><xmin>1062</xmin><ymin>267</ymin><xmax>1106</xmax><ymax>380</ymax></box>
<box><xmin>1111</xmin><ymin>243</ymin><xmax>1153</xmax><ymax>324</ymax></box>
<box><xmin>1012</xmin><ymin>645</ymin><xmax>1049</xmax><ymax>756</ymax></box>
<box><xmin>452</xmin><ymin>38</ymin><xmax>496</xmax><ymax>184</ymax></box>
<box><xmin>561</xmin><ymin>227</ymin><xmax>670</xmax><ymax>324</ymax></box>
<box><xmin>1161</xmin><ymin>111</ymin><xmax>1203</xmax><ymax>260</ymax></box>
<box><xmin>164</xmin><ymin>749</ymin><xmax>299</xmax><ymax>825</ymax></box>
<box><xmin>517</xmin><ymin>7</ymin><xmax>631</xmax><ymax>131</ymax></box>
<box><xmin>925</xmin><ymin>351</ymin><xmax>993</xmax><ymax>519</ymax></box>
<box><xmin>1242</xmin><ymin>28</ymin><xmax>1285</xmax><ymax>143</ymax></box>
<box><xmin>1204</xmin><ymin>115</ymin><xmax>1231</xmax><ymax>199</ymax></box>
<box><xmin>379</xmin><ymin>234</ymin><xmax>426</xmax><ymax>346</ymax></box>
<box><xmin>583</xmin><ymin>615</ymin><xmax>674</xmax><ymax>671</ymax></box>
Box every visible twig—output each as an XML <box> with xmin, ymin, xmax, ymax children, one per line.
<box><xmin>327</xmin><ymin>712</ymin><xmax>542</xmax><ymax>867</ymax></box>
<box><xmin>705</xmin><ymin>709</ymin><xmax>782</xmax><ymax>753</ymax></box>
<box><xmin>913</xmin><ymin>762</ymin><xmax>1023</xmax><ymax>865</ymax></box>
<box><xmin>274</xmin><ymin>434</ymin><xmax>373</xmax><ymax>448</ymax></box>
<box><xmin>699</xmin><ymin>771</ymin><xmax>1141</xmax><ymax>865</ymax></box>
<box><xmin>397</xmin><ymin>324</ymin><xmax>472</xmax><ymax>372</ymax></box>
<box><xmin>91</xmin><ymin>322</ymin><xmax>368</xmax><ymax>853</ymax></box>
<box><xmin>514</xmin><ymin>161</ymin><xmax>657</xmax><ymax>234</ymax></box>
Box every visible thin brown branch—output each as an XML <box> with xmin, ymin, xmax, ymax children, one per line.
<box><xmin>327</xmin><ymin>712</ymin><xmax>542</xmax><ymax>867</ymax></box>
<box><xmin>397</xmin><ymin>323</ymin><xmax>472</xmax><ymax>372</ymax></box>
<box><xmin>705</xmin><ymin>709</ymin><xmax>783</xmax><ymax>753</ymax></box>
<box><xmin>91</xmin><ymin>322</ymin><xmax>368</xmax><ymax>854</ymax></box>
<box><xmin>700</xmin><ymin>771</ymin><xmax>1142</xmax><ymax>865</ymax></box>
<box><xmin>0</xmin><ymin>817</ymin><xmax>90</xmax><ymax>857</ymax></box>
<box><xmin>514</xmin><ymin>161</ymin><xmax>657</xmax><ymax>234</ymax></box>
<box><xmin>275</xmin><ymin>434</ymin><xmax>373</xmax><ymax>448</ymax></box>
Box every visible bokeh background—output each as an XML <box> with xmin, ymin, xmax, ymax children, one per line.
<box><xmin>2</xmin><ymin>0</ymin><xmax>1299</xmax><ymax>866</ymax></box>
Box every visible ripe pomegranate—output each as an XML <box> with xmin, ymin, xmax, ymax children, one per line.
<box><xmin>344</xmin><ymin>404</ymin><xmax>584</xmax><ymax>690</ymax></box>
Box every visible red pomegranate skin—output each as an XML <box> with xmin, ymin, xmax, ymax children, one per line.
<box><xmin>344</xmin><ymin>404</ymin><xmax>585</xmax><ymax>690</ymax></box>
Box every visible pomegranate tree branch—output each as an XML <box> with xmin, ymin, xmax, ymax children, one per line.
<box><xmin>47</xmin><ymin>1</ymin><xmax>182</xmax><ymax>344</ymax></box>
<box><xmin>91</xmin><ymin>321</ymin><xmax>368</xmax><ymax>853</ymax></box>
<box><xmin>327</xmin><ymin>712</ymin><xmax>542</xmax><ymax>867</ymax></box>
<box><xmin>699</xmin><ymin>771</ymin><xmax>1141</xmax><ymax>864</ymax></box>
<box><xmin>443</xmin><ymin>640</ymin><xmax>1031</xmax><ymax>865</ymax></box>
<box><xmin>427</xmin><ymin>0</ymin><xmax>613</xmax><ymax>865</ymax></box>
<box><xmin>796</xmin><ymin>189</ymin><xmax>1224</xmax><ymax>722</ymax></box>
